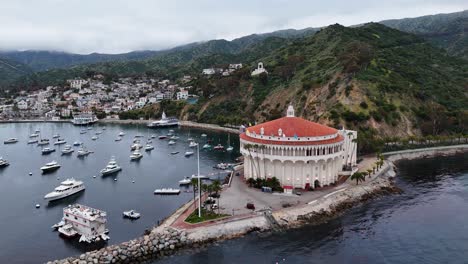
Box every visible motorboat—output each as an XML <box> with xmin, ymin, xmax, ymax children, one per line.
<box><xmin>52</xmin><ymin>134</ymin><xmax>60</xmax><ymax>139</ymax></box>
<box><xmin>167</xmin><ymin>132</ymin><xmax>174</xmax><ymax>137</ymax></box>
<box><xmin>4</xmin><ymin>138</ymin><xmax>18</xmax><ymax>144</ymax></box>
<box><xmin>44</xmin><ymin>178</ymin><xmax>85</xmax><ymax>201</ymax></box>
<box><xmin>54</xmin><ymin>139</ymin><xmax>67</xmax><ymax>145</ymax></box>
<box><xmin>42</xmin><ymin>148</ymin><xmax>56</xmax><ymax>155</ymax></box>
<box><xmin>170</xmin><ymin>135</ymin><xmax>179</xmax><ymax>140</ymax></box>
<box><xmin>95</xmin><ymin>131</ymin><xmax>102</xmax><ymax>135</ymax></box>
<box><xmin>226</xmin><ymin>146</ymin><xmax>234</xmax><ymax>152</ymax></box>
<box><xmin>187</xmin><ymin>137</ymin><xmax>194</xmax><ymax>142</ymax></box>
<box><xmin>131</xmin><ymin>143</ymin><xmax>142</xmax><ymax>151</ymax></box>
<box><xmin>144</xmin><ymin>144</ymin><xmax>154</xmax><ymax>151</ymax></box>
<box><xmin>147</xmin><ymin>112</ymin><xmax>179</xmax><ymax>128</ymax></box>
<box><xmin>30</xmin><ymin>133</ymin><xmax>39</xmax><ymax>138</ymax></box>
<box><xmin>0</xmin><ymin>157</ymin><xmax>9</xmax><ymax>167</ymax></box>
<box><xmin>80</xmin><ymin>129</ymin><xmax>87</xmax><ymax>134</ymax></box>
<box><xmin>213</xmin><ymin>144</ymin><xmax>224</xmax><ymax>150</ymax></box>
<box><xmin>87</xmin><ymin>127</ymin><xmax>92</xmax><ymax>130</ymax></box>
<box><xmin>100</xmin><ymin>157</ymin><xmax>122</xmax><ymax>175</ymax></box>
<box><xmin>91</xmin><ymin>135</ymin><xmax>98</xmax><ymax>140</ymax></box>
<box><xmin>115</xmin><ymin>137</ymin><xmax>122</xmax><ymax>141</ymax></box>
<box><xmin>150</xmin><ymin>134</ymin><xmax>156</xmax><ymax>139</ymax></box>
<box><xmin>154</xmin><ymin>188</ymin><xmax>180</xmax><ymax>195</ymax></box>
<box><xmin>158</xmin><ymin>135</ymin><xmax>167</xmax><ymax>139</ymax></box>
<box><xmin>178</xmin><ymin>177</ymin><xmax>191</xmax><ymax>185</ymax></box>
<box><xmin>130</xmin><ymin>150</ymin><xmax>143</xmax><ymax>161</ymax></box>
<box><xmin>168</xmin><ymin>140</ymin><xmax>176</xmax><ymax>145</ymax></box>
<box><xmin>77</xmin><ymin>146</ymin><xmax>91</xmax><ymax>157</ymax></box>
<box><xmin>184</xmin><ymin>151</ymin><xmax>194</xmax><ymax>157</ymax></box>
<box><xmin>201</xmin><ymin>134</ymin><xmax>207</xmax><ymax>137</ymax></box>
<box><xmin>51</xmin><ymin>219</ymin><xmax>65</xmax><ymax>230</ymax></box>
<box><xmin>214</xmin><ymin>162</ymin><xmax>233</xmax><ymax>170</ymax></box>
<box><xmin>40</xmin><ymin>161</ymin><xmax>61</xmax><ymax>172</ymax></box>
<box><xmin>35</xmin><ymin>129</ymin><xmax>40</xmax><ymax>133</ymax></box>
<box><xmin>202</xmin><ymin>144</ymin><xmax>211</xmax><ymax>149</ymax></box>
<box><xmin>58</xmin><ymin>224</ymin><xmax>78</xmax><ymax>238</ymax></box>
<box><xmin>189</xmin><ymin>141</ymin><xmax>198</xmax><ymax>148</ymax></box>
<box><xmin>170</xmin><ymin>151</ymin><xmax>179</xmax><ymax>155</ymax></box>
<box><xmin>123</xmin><ymin>210</ymin><xmax>140</xmax><ymax>219</ymax></box>
<box><xmin>73</xmin><ymin>141</ymin><xmax>81</xmax><ymax>146</ymax></box>
<box><xmin>118</xmin><ymin>132</ymin><xmax>125</xmax><ymax>136</ymax></box>
<box><xmin>37</xmin><ymin>139</ymin><xmax>50</xmax><ymax>146</ymax></box>
<box><xmin>132</xmin><ymin>138</ymin><xmax>140</xmax><ymax>143</ymax></box>
<box><xmin>28</xmin><ymin>139</ymin><xmax>38</xmax><ymax>144</ymax></box>
<box><xmin>61</xmin><ymin>145</ymin><xmax>74</xmax><ymax>154</ymax></box>
<box><xmin>147</xmin><ymin>139</ymin><xmax>153</xmax><ymax>144</ymax></box>
<box><xmin>134</xmin><ymin>134</ymin><xmax>143</xmax><ymax>138</ymax></box>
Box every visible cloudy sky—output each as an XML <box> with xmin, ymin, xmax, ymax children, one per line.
<box><xmin>1</xmin><ymin>0</ymin><xmax>466</xmax><ymax>54</ymax></box>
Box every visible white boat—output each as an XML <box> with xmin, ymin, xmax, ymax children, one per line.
<box><xmin>73</xmin><ymin>141</ymin><xmax>81</xmax><ymax>146</ymax></box>
<box><xmin>170</xmin><ymin>135</ymin><xmax>179</xmax><ymax>140</ymax></box>
<box><xmin>51</xmin><ymin>219</ymin><xmax>65</xmax><ymax>229</ymax></box>
<box><xmin>226</xmin><ymin>146</ymin><xmax>234</xmax><ymax>152</ymax></box>
<box><xmin>4</xmin><ymin>138</ymin><xmax>18</xmax><ymax>144</ymax></box>
<box><xmin>201</xmin><ymin>134</ymin><xmax>207</xmax><ymax>137</ymax></box>
<box><xmin>95</xmin><ymin>131</ymin><xmax>102</xmax><ymax>135</ymax></box>
<box><xmin>77</xmin><ymin>146</ymin><xmax>91</xmax><ymax>157</ymax></box>
<box><xmin>41</xmin><ymin>161</ymin><xmax>61</xmax><ymax>172</ymax></box>
<box><xmin>37</xmin><ymin>139</ymin><xmax>50</xmax><ymax>146</ymax></box>
<box><xmin>191</xmin><ymin>174</ymin><xmax>209</xmax><ymax>180</ymax></box>
<box><xmin>187</xmin><ymin>137</ymin><xmax>194</xmax><ymax>142</ymax></box>
<box><xmin>100</xmin><ymin>157</ymin><xmax>121</xmax><ymax>175</ymax></box>
<box><xmin>44</xmin><ymin>178</ymin><xmax>85</xmax><ymax>201</ymax></box>
<box><xmin>35</xmin><ymin>129</ymin><xmax>40</xmax><ymax>133</ymax></box>
<box><xmin>130</xmin><ymin>150</ymin><xmax>143</xmax><ymax>161</ymax></box>
<box><xmin>80</xmin><ymin>129</ymin><xmax>87</xmax><ymax>134</ymax></box>
<box><xmin>134</xmin><ymin>134</ymin><xmax>143</xmax><ymax>138</ymax></box>
<box><xmin>118</xmin><ymin>132</ymin><xmax>125</xmax><ymax>136</ymax></box>
<box><xmin>150</xmin><ymin>134</ymin><xmax>156</xmax><ymax>139</ymax></box>
<box><xmin>147</xmin><ymin>139</ymin><xmax>153</xmax><ymax>144</ymax></box>
<box><xmin>179</xmin><ymin>177</ymin><xmax>191</xmax><ymax>185</ymax></box>
<box><xmin>202</xmin><ymin>144</ymin><xmax>211</xmax><ymax>149</ymax></box>
<box><xmin>147</xmin><ymin>111</ymin><xmax>179</xmax><ymax>128</ymax></box>
<box><xmin>61</xmin><ymin>145</ymin><xmax>74</xmax><ymax>154</ymax></box>
<box><xmin>30</xmin><ymin>133</ymin><xmax>39</xmax><ymax>138</ymax></box>
<box><xmin>144</xmin><ymin>144</ymin><xmax>154</xmax><ymax>151</ymax></box>
<box><xmin>214</xmin><ymin>162</ymin><xmax>233</xmax><ymax>170</ymax></box>
<box><xmin>56</xmin><ymin>204</ymin><xmax>109</xmax><ymax>243</ymax></box>
<box><xmin>41</xmin><ymin>147</ymin><xmax>56</xmax><ymax>155</ymax></box>
<box><xmin>115</xmin><ymin>137</ymin><xmax>122</xmax><ymax>141</ymax></box>
<box><xmin>0</xmin><ymin>157</ymin><xmax>9</xmax><ymax>167</ymax></box>
<box><xmin>154</xmin><ymin>188</ymin><xmax>180</xmax><ymax>195</ymax></box>
<box><xmin>168</xmin><ymin>140</ymin><xmax>176</xmax><ymax>145</ymax></box>
<box><xmin>189</xmin><ymin>141</ymin><xmax>198</xmax><ymax>148</ymax></box>
<box><xmin>158</xmin><ymin>135</ymin><xmax>167</xmax><ymax>139</ymax></box>
<box><xmin>123</xmin><ymin>210</ymin><xmax>140</xmax><ymax>219</ymax></box>
<box><xmin>91</xmin><ymin>136</ymin><xmax>98</xmax><ymax>140</ymax></box>
<box><xmin>54</xmin><ymin>139</ymin><xmax>67</xmax><ymax>145</ymax></box>
<box><xmin>184</xmin><ymin>151</ymin><xmax>194</xmax><ymax>157</ymax></box>
<box><xmin>52</xmin><ymin>134</ymin><xmax>60</xmax><ymax>139</ymax></box>
<box><xmin>213</xmin><ymin>144</ymin><xmax>224</xmax><ymax>150</ymax></box>
<box><xmin>131</xmin><ymin>143</ymin><xmax>142</xmax><ymax>151</ymax></box>
<box><xmin>72</xmin><ymin>114</ymin><xmax>98</xmax><ymax>126</ymax></box>
<box><xmin>28</xmin><ymin>139</ymin><xmax>38</xmax><ymax>144</ymax></box>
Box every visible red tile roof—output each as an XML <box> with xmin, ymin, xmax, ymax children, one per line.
<box><xmin>240</xmin><ymin>133</ymin><xmax>344</xmax><ymax>146</ymax></box>
<box><xmin>247</xmin><ymin>117</ymin><xmax>337</xmax><ymax>138</ymax></box>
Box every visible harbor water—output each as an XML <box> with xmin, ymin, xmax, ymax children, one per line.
<box><xmin>0</xmin><ymin>122</ymin><xmax>239</xmax><ymax>263</ymax></box>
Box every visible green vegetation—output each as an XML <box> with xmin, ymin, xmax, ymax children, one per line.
<box><xmin>185</xmin><ymin>208</ymin><xmax>229</xmax><ymax>224</ymax></box>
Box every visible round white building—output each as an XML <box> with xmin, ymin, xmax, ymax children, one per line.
<box><xmin>240</xmin><ymin>105</ymin><xmax>357</xmax><ymax>192</ymax></box>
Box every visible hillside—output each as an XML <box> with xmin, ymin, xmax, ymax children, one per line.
<box><xmin>0</xmin><ymin>56</ymin><xmax>33</xmax><ymax>88</ymax></box>
<box><xmin>381</xmin><ymin>10</ymin><xmax>468</xmax><ymax>59</ymax></box>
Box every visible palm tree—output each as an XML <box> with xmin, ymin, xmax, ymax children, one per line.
<box><xmin>367</xmin><ymin>169</ymin><xmax>373</xmax><ymax>178</ymax></box>
<box><xmin>351</xmin><ymin>172</ymin><xmax>365</xmax><ymax>185</ymax></box>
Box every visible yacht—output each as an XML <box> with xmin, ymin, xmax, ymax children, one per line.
<box><xmin>170</xmin><ymin>151</ymin><xmax>179</xmax><ymax>155</ymax></box>
<box><xmin>226</xmin><ymin>145</ymin><xmax>234</xmax><ymax>152</ymax></box>
<box><xmin>134</xmin><ymin>134</ymin><xmax>143</xmax><ymax>138</ymax></box>
<box><xmin>30</xmin><ymin>133</ymin><xmax>39</xmax><ymax>138</ymax></box>
<box><xmin>201</xmin><ymin>134</ymin><xmax>207</xmax><ymax>137</ymax></box>
<box><xmin>95</xmin><ymin>131</ymin><xmax>102</xmax><ymax>135</ymax></box>
<box><xmin>150</xmin><ymin>134</ymin><xmax>156</xmax><ymax>139</ymax></box>
<box><xmin>118</xmin><ymin>132</ymin><xmax>125</xmax><ymax>136</ymax></box>
<box><xmin>213</xmin><ymin>144</ymin><xmax>224</xmax><ymax>150</ymax></box>
<box><xmin>72</xmin><ymin>114</ymin><xmax>98</xmax><ymax>126</ymax></box>
<box><xmin>4</xmin><ymin>138</ymin><xmax>18</xmax><ymax>144</ymax></box>
<box><xmin>202</xmin><ymin>144</ymin><xmax>211</xmax><ymax>149</ymax></box>
<box><xmin>189</xmin><ymin>141</ymin><xmax>198</xmax><ymax>148</ymax></box>
<box><xmin>178</xmin><ymin>177</ymin><xmax>191</xmax><ymax>185</ymax></box>
<box><xmin>100</xmin><ymin>157</ymin><xmax>122</xmax><ymax>175</ymax></box>
<box><xmin>61</xmin><ymin>145</ymin><xmax>74</xmax><ymax>154</ymax></box>
<box><xmin>54</xmin><ymin>139</ymin><xmax>67</xmax><ymax>145</ymax></box>
<box><xmin>147</xmin><ymin>111</ymin><xmax>179</xmax><ymax>128</ymax></box>
<box><xmin>123</xmin><ymin>210</ymin><xmax>140</xmax><ymax>219</ymax></box>
<box><xmin>73</xmin><ymin>141</ymin><xmax>81</xmax><ymax>146</ymax></box>
<box><xmin>144</xmin><ymin>144</ymin><xmax>154</xmax><ymax>151</ymax></box>
<box><xmin>131</xmin><ymin>143</ymin><xmax>142</xmax><ymax>151</ymax></box>
<box><xmin>91</xmin><ymin>135</ymin><xmax>98</xmax><ymax>140</ymax></box>
<box><xmin>77</xmin><ymin>146</ymin><xmax>91</xmax><ymax>157</ymax></box>
<box><xmin>184</xmin><ymin>151</ymin><xmax>194</xmax><ymax>157</ymax></box>
<box><xmin>168</xmin><ymin>140</ymin><xmax>176</xmax><ymax>145</ymax></box>
<box><xmin>41</xmin><ymin>148</ymin><xmax>56</xmax><ymax>155</ymax></box>
<box><xmin>154</xmin><ymin>188</ymin><xmax>180</xmax><ymax>195</ymax></box>
<box><xmin>87</xmin><ymin>127</ymin><xmax>92</xmax><ymax>130</ymax></box>
<box><xmin>146</xmin><ymin>139</ymin><xmax>152</xmax><ymax>144</ymax></box>
<box><xmin>37</xmin><ymin>139</ymin><xmax>50</xmax><ymax>146</ymax></box>
<box><xmin>0</xmin><ymin>157</ymin><xmax>9</xmax><ymax>167</ymax></box>
<box><xmin>187</xmin><ymin>137</ymin><xmax>194</xmax><ymax>142</ymax></box>
<box><xmin>80</xmin><ymin>129</ymin><xmax>87</xmax><ymax>134</ymax></box>
<box><xmin>115</xmin><ymin>136</ymin><xmax>122</xmax><ymax>141</ymax></box>
<box><xmin>170</xmin><ymin>135</ymin><xmax>179</xmax><ymax>140</ymax></box>
<box><xmin>130</xmin><ymin>150</ymin><xmax>143</xmax><ymax>161</ymax></box>
<box><xmin>40</xmin><ymin>161</ymin><xmax>61</xmax><ymax>172</ymax></box>
<box><xmin>158</xmin><ymin>135</ymin><xmax>167</xmax><ymax>139</ymax></box>
<box><xmin>28</xmin><ymin>139</ymin><xmax>38</xmax><ymax>144</ymax></box>
<box><xmin>44</xmin><ymin>178</ymin><xmax>85</xmax><ymax>201</ymax></box>
<box><xmin>52</xmin><ymin>134</ymin><xmax>60</xmax><ymax>139</ymax></box>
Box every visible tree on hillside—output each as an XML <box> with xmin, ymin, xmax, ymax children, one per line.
<box><xmin>351</xmin><ymin>172</ymin><xmax>365</xmax><ymax>185</ymax></box>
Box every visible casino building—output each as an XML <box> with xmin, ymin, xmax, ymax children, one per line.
<box><xmin>240</xmin><ymin>105</ymin><xmax>357</xmax><ymax>191</ymax></box>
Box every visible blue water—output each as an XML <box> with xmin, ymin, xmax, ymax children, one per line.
<box><xmin>155</xmin><ymin>153</ymin><xmax>468</xmax><ymax>264</ymax></box>
<box><xmin>0</xmin><ymin>122</ymin><xmax>239</xmax><ymax>263</ymax></box>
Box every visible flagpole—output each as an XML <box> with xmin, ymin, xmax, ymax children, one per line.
<box><xmin>197</xmin><ymin>142</ymin><xmax>201</xmax><ymax>218</ymax></box>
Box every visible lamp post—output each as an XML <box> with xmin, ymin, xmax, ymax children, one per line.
<box><xmin>197</xmin><ymin>142</ymin><xmax>201</xmax><ymax>218</ymax></box>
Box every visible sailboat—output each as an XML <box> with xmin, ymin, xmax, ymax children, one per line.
<box><xmin>226</xmin><ymin>133</ymin><xmax>234</xmax><ymax>152</ymax></box>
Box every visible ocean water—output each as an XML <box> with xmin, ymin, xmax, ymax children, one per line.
<box><xmin>154</xmin><ymin>153</ymin><xmax>468</xmax><ymax>264</ymax></box>
<box><xmin>0</xmin><ymin>122</ymin><xmax>239</xmax><ymax>263</ymax></box>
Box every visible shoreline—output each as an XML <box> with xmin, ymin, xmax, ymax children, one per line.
<box><xmin>48</xmin><ymin>145</ymin><xmax>468</xmax><ymax>264</ymax></box>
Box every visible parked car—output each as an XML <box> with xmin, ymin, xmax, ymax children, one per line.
<box><xmin>246</xmin><ymin>203</ymin><xmax>255</xmax><ymax>210</ymax></box>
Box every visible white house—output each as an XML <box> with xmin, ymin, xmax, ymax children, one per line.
<box><xmin>229</xmin><ymin>63</ymin><xmax>243</xmax><ymax>70</ymax></box>
<box><xmin>17</xmin><ymin>100</ymin><xmax>28</xmax><ymax>110</ymax></box>
<box><xmin>202</xmin><ymin>68</ymin><xmax>216</xmax><ymax>75</ymax></box>
<box><xmin>68</xmin><ymin>79</ymin><xmax>88</xmax><ymax>89</ymax></box>
<box><xmin>251</xmin><ymin>62</ymin><xmax>268</xmax><ymax>76</ymax></box>
<box><xmin>176</xmin><ymin>89</ymin><xmax>189</xmax><ymax>100</ymax></box>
